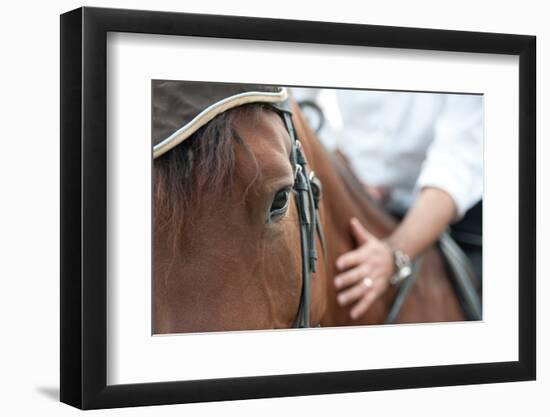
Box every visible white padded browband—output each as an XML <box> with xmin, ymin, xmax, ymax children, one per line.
<box><xmin>153</xmin><ymin>87</ymin><xmax>288</xmax><ymax>159</ymax></box>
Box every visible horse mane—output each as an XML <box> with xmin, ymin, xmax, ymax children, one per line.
<box><xmin>154</xmin><ymin>103</ymin><xmax>267</xmax><ymax>243</ymax></box>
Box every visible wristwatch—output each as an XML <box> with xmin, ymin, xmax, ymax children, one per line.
<box><xmin>389</xmin><ymin>247</ymin><xmax>412</xmax><ymax>286</ymax></box>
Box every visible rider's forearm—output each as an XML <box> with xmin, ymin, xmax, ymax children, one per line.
<box><xmin>386</xmin><ymin>187</ymin><xmax>456</xmax><ymax>260</ymax></box>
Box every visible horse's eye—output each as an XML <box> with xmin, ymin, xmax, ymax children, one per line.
<box><xmin>269</xmin><ymin>188</ymin><xmax>291</xmax><ymax>221</ymax></box>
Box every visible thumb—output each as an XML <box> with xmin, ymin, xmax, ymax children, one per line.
<box><xmin>350</xmin><ymin>217</ymin><xmax>371</xmax><ymax>245</ymax></box>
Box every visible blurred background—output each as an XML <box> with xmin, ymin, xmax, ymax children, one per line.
<box><xmin>292</xmin><ymin>87</ymin><xmax>483</xmax><ymax>285</ymax></box>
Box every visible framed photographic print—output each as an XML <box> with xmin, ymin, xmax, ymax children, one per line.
<box><xmin>60</xmin><ymin>6</ymin><xmax>536</xmax><ymax>409</ymax></box>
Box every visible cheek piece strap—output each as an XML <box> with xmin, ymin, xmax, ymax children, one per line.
<box><xmin>273</xmin><ymin>101</ymin><xmax>325</xmax><ymax>328</ymax></box>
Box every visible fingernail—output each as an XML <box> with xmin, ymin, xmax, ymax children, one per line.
<box><xmin>337</xmin><ymin>295</ymin><xmax>346</xmax><ymax>305</ymax></box>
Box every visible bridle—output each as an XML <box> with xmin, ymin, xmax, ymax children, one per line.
<box><xmin>153</xmin><ymin>84</ymin><xmax>325</xmax><ymax>329</ymax></box>
<box><xmin>273</xmin><ymin>100</ymin><xmax>326</xmax><ymax>328</ymax></box>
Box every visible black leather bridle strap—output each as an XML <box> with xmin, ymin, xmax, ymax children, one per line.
<box><xmin>278</xmin><ymin>108</ymin><xmax>325</xmax><ymax>329</ymax></box>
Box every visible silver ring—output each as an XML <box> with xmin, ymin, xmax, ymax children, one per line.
<box><xmin>363</xmin><ymin>277</ymin><xmax>374</xmax><ymax>289</ymax></box>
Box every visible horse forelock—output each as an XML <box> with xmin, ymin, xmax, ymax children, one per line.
<box><xmin>154</xmin><ymin>104</ymin><xmax>270</xmax><ymax>248</ymax></box>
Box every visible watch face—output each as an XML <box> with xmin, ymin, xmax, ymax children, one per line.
<box><xmin>399</xmin><ymin>265</ymin><xmax>412</xmax><ymax>279</ymax></box>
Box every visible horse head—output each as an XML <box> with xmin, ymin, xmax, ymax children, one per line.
<box><xmin>152</xmin><ymin>81</ymin><xmax>328</xmax><ymax>333</ymax></box>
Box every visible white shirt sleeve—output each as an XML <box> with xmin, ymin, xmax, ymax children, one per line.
<box><xmin>415</xmin><ymin>95</ymin><xmax>483</xmax><ymax>220</ymax></box>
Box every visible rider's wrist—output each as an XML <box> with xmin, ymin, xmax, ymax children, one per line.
<box><xmin>384</xmin><ymin>241</ymin><xmax>413</xmax><ymax>286</ymax></box>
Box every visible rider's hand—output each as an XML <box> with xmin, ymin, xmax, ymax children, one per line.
<box><xmin>334</xmin><ymin>218</ymin><xmax>395</xmax><ymax>320</ymax></box>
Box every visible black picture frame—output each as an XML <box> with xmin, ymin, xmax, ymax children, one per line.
<box><xmin>60</xmin><ymin>6</ymin><xmax>536</xmax><ymax>410</ymax></box>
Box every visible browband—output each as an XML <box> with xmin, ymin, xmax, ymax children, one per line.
<box><xmin>153</xmin><ymin>87</ymin><xmax>288</xmax><ymax>159</ymax></box>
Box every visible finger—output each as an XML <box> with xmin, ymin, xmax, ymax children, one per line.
<box><xmin>334</xmin><ymin>263</ymin><xmax>373</xmax><ymax>289</ymax></box>
<box><xmin>337</xmin><ymin>279</ymin><xmax>373</xmax><ymax>307</ymax></box>
<box><xmin>336</xmin><ymin>246</ymin><xmax>370</xmax><ymax>270</ymax></box>
<box><xmin>350</xmin><ymin>217</ymin><xmax>372</xmax><ymax>245</ymax></box>
<box><xmin>350</xmin><ymin>287</ymin><xmax>379</xmax><ymax>320</ymax></box>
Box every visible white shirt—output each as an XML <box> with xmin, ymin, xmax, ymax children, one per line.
<box><xmin>292</xmin><ymin>89</ymin><xmax>483</xmax><ymax>220</ymax></box>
